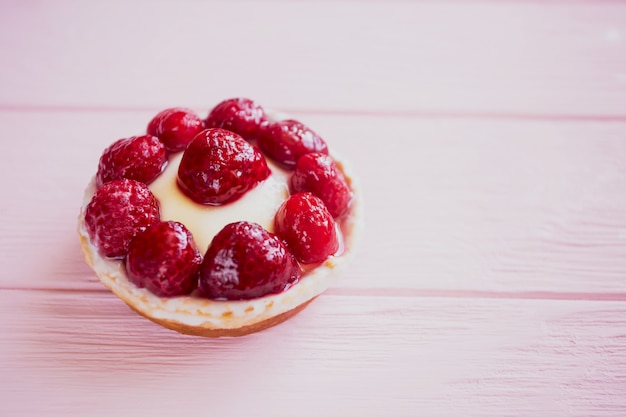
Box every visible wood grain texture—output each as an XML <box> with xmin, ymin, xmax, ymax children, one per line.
<box><xmin>1</xmin><ymin>111</ymin><xmax>625</xmax><ymax>295</ymax></box>
<box><xmin>1</xmin><ymin>0</ymin><xmax>625</xmax><ymax>416</ymax></box>
<box><xmin>0</xmin><ymin>2</ymin><xmax>625</xmax><ymax>116</ymax></box>
<box><xmin>1</xmin><ymin>290</ymin><xmax>625</xmax><ymax>417</ymax></box>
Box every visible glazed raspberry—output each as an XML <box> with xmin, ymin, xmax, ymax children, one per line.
<box><xmin>274</xmin><ymin>192</ymin><xmax>339</xmax><ymax>264</ymax></box>
<box><xmin>177</xmin><ymin>128</ymin><xmax>270</xmax><ymax>205</ymax></box>
<box><xmin>96</xmin><ymin>135</ymin><xmax>167</xmax><ymax>188</ymax></box>
<box><xmin>199</xmin><ymin>221</ymin><xmax>301</xmax><ymax>300</ymax></box>
<box><xmin>258</xmin><ymin>119</ymin><xmax>328</xmax><ymax>169</ymax></box>
<box><xmin>291</xmin><ymin>153</ymin><xmax>352</xmax><ymax>218</ymax></box>
<box><xmin>126</xmin><ymin>221</ymin><xmax>202</xmax><ymax>297</ymax></box>
<box><xmin>84</xmin><ymin>179</ymin><xmax>160</xmax><ymax>258</ymax></box>
<box><xmin>147</xmin><ymin>107</ymin><xmax>204</xmax><ymax>152</ymax></box>
<box><xmin>204</xmin><ymin>97</ymin><xmax>268</xmax><ymax>142</ymax></box>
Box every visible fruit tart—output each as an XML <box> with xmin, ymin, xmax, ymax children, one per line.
<box><xmin>78</xmin><ymin>98</ymin><xmax>360</xmax><ymax>337</ymax></box>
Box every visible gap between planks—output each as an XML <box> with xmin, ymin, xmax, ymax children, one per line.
<box><xmin>2</xmin><ymin>286</ymin><xmax>626</xmax><ymax>302</ymax></box>
<box><xmin>1</xmin><ymin>103</ymin><xmax>626</xmax><ymax>123</ymax></box>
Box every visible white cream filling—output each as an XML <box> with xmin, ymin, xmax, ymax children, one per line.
<box><xmin>149</xmin><ymin>153</ymin><xmax>290</xmax><ymax>253</ymax></box>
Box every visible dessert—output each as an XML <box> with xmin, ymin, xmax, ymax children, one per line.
<box><xmin>78</xmin><ymin>98</ymin><xmax>360</xmax><ymax>337</ymax></box>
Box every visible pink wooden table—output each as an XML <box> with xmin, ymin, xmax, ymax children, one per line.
<box><xmin>1</xmin><ymin>1</ymin><xmax>626</xmax><ymax>416</ymax></box>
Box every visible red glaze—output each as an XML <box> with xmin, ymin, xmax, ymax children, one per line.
<box><xmin>126</xmin><ymin>221</ymin><xmax>202</xmax><ymax>297</ymax></box>
<box><xmin>199</xmin><ymin>221</ymin><xmax>301</xmax><ymax>300</ymax></box>
<box><xmin>96</xmin><ymin>135</ymin><xmax>167</xmax><ymax>188</ymax></box>
<box><xmin>291</xmin><ymin>152</ymin><xmax>352</xmax><ymax>218</ymax></box>
<box><xmin>204</xmin><ymin>98</ymin><xmax>268</xmax><ymax>142</ymax></box>
<box><xmin>147</xmin><ymin>107</ymin><xmax>204</xmax><ymax>152</ymax></box>
<box><xmin>274</xmin><ymin>192</ymin><xmax>339</xmax><ymax>264</ymax></box>
<box><xmin>85</xmin><ymin>179</ymin><xmax>161</xmax><ymax>259</ymax></box>
<box><xmin>258</xmin><ymin>119</ymin><xmax>328</xmax><ymax>169</ymax></box>
<box><xmin>177</xmin><ymin>128</ymin><xmax>270</xmax><ymax>205</ymax></box>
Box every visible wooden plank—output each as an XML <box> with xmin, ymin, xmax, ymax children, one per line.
<box><xmin>1</xmin><ymin>289</ymin><xmax>625</xmax><ymax>416</ymax></box>
<box><xmin>1</xmin><ymin>111</ymin><xmax>626</xmax><ymax>295</ymax></box>
<box><xmin>322</xmin><ymin>114</ymin><xmax>626</xmax><ymax>295</ymax></box>
<box><xmin>0</xmin><ymin>2</ymin><xmax>625</xmax><ymax>116</ymax></box>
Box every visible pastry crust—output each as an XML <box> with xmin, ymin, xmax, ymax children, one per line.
<box><xmin>78</xmin><ymin>155</ymin><xmax>360</xmax><ymax>337</ymax></box>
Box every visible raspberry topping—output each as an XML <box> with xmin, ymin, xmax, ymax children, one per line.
<box><xmin>85</xmin><ymin>179</ymin><xmax>161</xmax><ymax>258</ymax></box>
<box><xmin>84</xmin><ymin>99</ymin><xmax>356</xmax><ymax>305</ymax></box>
<box><xmin>147</xmin><ymin>107</ymin><xmax>204</xmax><ymax>152</ymax></box>
<box><xmin>96</xmin><ymin>135</ymin><xmax>167</xmax><ymax>188</ymax></box>
<box><xmin>177</xmin><ymin>128</ymin><xmax>270</xmax><ymax>205</ymax></box>
<box><xmin>258</xmin><ymin>119</ymin><xmax>328</xmax><ymax>169</ymax></box>
<box><xmin>126</xmin><ymin>221</ymin><xmax>202</xmax><ymax>297</ymax></box>
<box><xmin>199</xmin><ymin>221</ymin><xmax>301</xmax><ymax>300</ymax></box>
<box><xmin>291</xmin><ymin>153</ymin><xmax>352</xmax><ymax>218</ymax></box>
<box><xmin>274</xmin><ymin>192</ymin><xmax>339</xmax><ymax>264</ymax></box>
<box><xmin>204</xmin><ymin>98</ymin><xmax>268</xmax><ymax>142</ymax></box>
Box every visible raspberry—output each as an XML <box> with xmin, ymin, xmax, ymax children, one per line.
<box><xmin>96</xmin><ymin>135</ymin><xmax>167</xmax><ymax>188</ymax></box>
<box><xmin>274</xmin><ymin>192</ymin><xmax>339</xmax><ymax>264</ymax></box>
<box><xmin>204</xmin><ymin>98</ymin><xmax>268</xmax><ymax>142</ymax></box>
<box><xmin>126</xmin><ymin>221</ymin><xmax>202</xmax><ymax>297</ymax></box>
<box><xmin>258</xmin><ymin>119</ymin><xmax>328</xmax><ymax>169</ymax></box>
<box><xmin>177</xmin><ymin>128</ymin><xmax>270</xmax><ymax>205</ymax></box>
<box><xmin>199</xmin><ymin>221</ymin><xmax>301</xmax><ymax>300</ymax></box>
<box><xmin>84</xmin><ymin>179</ymin><xmax>161</xmax><ymax>258</ymax></box>
<box><xmin>147</xmin><ymin>107</ymin><xmax>204</xmax><ymax>152</ymax></box>
<box><xmin>291</xmin><ymin>153</ymin><xmax>352</xmax><ymax>218</ymax></box>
